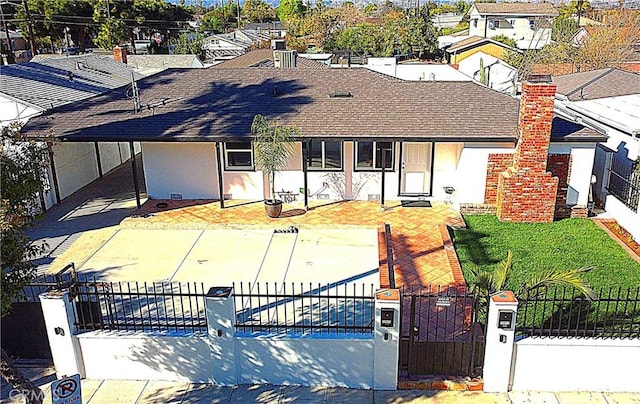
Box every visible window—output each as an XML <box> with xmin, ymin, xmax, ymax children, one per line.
<box><xmin>473</xmin><ymin>19</ymin><xmax>478</xmax><ymax>28</ymax></box>
<box><xmin>306</xmin><ymin>141</ymin><xmax>343</xmax><ymax>170</ymax></box>
<box><xmin>224</xmin><ymin>141</ymin><xmax>254</xmax><ymax>170</ymax></box>
<box><xmin>355</xmin><ymin>141</ymin><xmax>393</xmax><ymax>170</ymax></box>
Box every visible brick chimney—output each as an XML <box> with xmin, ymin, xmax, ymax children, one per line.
<box><xmin>495</xmin><ymin>80</ymin><xmax>559</xmax><ymax>223</ymax></box>
<box><xmin>113</xmin><ymin>46</ymin><xmax>127</xmax><ymax>64</ymax></box>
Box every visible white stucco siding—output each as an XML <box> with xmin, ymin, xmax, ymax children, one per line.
<box><xmin>605</xmin><ymin>196</ymin><xmax>640</xmax><ymax>243</ymax></box>
<box><xmin>455</xmin><ymin>143</ymin><xmax>515</xmax><ymax>204</ymax></box>
<box><xmin>511</xmin><ymin>337</ymin><xmax>640</xmax><ymax>392</ymax></box>
<box><xmin>549</xmin><ymin>143</ymin><xmax>596</xmax><ymax>206</ymax></box>
<box><xmin>224</xmin><ymin>172</ymin><xmax>264</xmax><ymax>200</ymax></box>
<box><xmin>142</xmin><ymin>142</ymin><xmax>219</xmax><ymax>200</ymax></box>
<box><xmin>52</xmin><ymin>142</ymin><xmax>99</xmax><ymax>200</ymax></box>
<box><xmin>235</xmin><ymin>336</ymin><xmax>374</xmax><ymax>388</ymax></box>
<box><xmin>97</xmin><ymin>142</ymin><xmax>127</xmax><ymax>174</ymax></box>
<box><xmin>432</xmin><ymin>143</ymin><xmax>463</xmax><ymax>200</ymax></box>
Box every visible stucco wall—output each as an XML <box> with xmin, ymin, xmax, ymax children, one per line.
<box><xmin>235</xmin><ymin>335</ymin><xmax>374</xmax><ymax>388</ymax></box>
<box><xmin>455</xmin><ymin>143</ymin><xmax>515</xmax><ymax>204</ymax></box>
<box><xmin>548</xmin><ymin>143</ymin><xmax>595</xmax><ymax>206</ymax></box>
<box><xmin>77</xmin><ymin>331</ymin><xmax>214</xmax><ymax>383</ymax></box>
<box><xmin>142</xmin><ymin>142</ymin><xmax>219</xmax><ymax>199</ymax></box>
<box><xmin>511</xmin><ymin>337</ymin><xmax>640</xmax><ymax>392</ymax></box>
<box><xmin>605</xmin><ymin>196</ymin><xmax>640</xmax><ymax>242</ymax></box>
<box><xmin>52</xmin><ymin>142</ymin><xmax>100</xmax><ymax>200</ymax></box>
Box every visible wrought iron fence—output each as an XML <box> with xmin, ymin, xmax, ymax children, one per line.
<box><xmin>72</xmin><ymin>278</ymin><xmax>209</xmax><ymax>333</ymax></box>
<box><xmin>517</xmin><ymin>286</ymin><xmax>640</xmax><ymax>338</ymax></box>
<box><xmin>14</xmin><ymin>263</ymin><xmax>77</xmax><ymax>303</ymax></box>
<box><xmin>608</xmin><ymin>157</ymin><xmax>639</xmax><ymax>212</ymax></box>
<box><xmin>233</xmin><ymin>282</ymin><xmax>376</xmax><ymax>335</ymax></box>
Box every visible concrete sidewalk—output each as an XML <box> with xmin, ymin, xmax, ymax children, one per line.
<box><xmin>2</xmin><ymin>364</ymin><xmax>639</xmax><ymax>404</ymax></box>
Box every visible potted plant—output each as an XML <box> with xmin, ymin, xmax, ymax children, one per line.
<box><xmin>251</xmin><ymin>114</ymin><xmax>299</xmax><ymax>218</ymax></box>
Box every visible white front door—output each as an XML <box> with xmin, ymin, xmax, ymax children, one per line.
<box><xmin>401</xmin><ymin>142</ymin><xmax>432</xmax><ymax>195</ymax></box>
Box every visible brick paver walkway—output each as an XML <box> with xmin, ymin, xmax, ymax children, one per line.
<box><xmin>123</xmin><ymin>199</ymin><xmax>467</xmax><ymax>288</ymax></box>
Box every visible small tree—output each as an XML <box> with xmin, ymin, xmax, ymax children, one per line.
<box><xmin>1</xmin><ymin>123</ymin><xmax>50</xmax><ymax>404</ymax></box>
<box><xmin>251</xmin><ymin>115</ymin><xmax>298</xmax><ymax>203</ymax></box>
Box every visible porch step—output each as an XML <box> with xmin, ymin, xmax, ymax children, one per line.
<box><xmin>398</xmin><ymin>375</ymin><xmax>484</xmax><ymax>391</ymax></box>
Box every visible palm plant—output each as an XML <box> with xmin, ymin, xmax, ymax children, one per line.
<box><xmin>251</xmin><ymin>115</ymin><xmax>299</xmax><ymax>216</ymax></box>
<box><xmin>467</xmin><ymin>250</ymin><xmax>597</xmax><ymax>302</ymax></box>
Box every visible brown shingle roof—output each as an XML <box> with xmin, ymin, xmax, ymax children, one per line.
<box><xmin>446</xmin><ymin>35</ymin><xmax>519</xmax><ymax>53</ymax></box>
<box><xmin>22</xmin><ymin>67</ymin><xmax>521</xmax><ymax>142</ymax></box>
<box><xmin>473</xmin><ymin>3</ymin><xmax>558</xmax><ymax>16</ymax></box>
<box><xmin>214</xmin><ymin>49</ymin><xmax>328</xmax><ymax>69</ymax></box>
<box><xmin>552</xmin><ymin>68</ymin><xmax>640</xmax><ymax>100</ymax></box>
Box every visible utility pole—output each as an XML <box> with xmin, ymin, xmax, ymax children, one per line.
<box><xmin>22</xmin><ymin>0</ymin><xmax>36</xmax><ymax>56</ymax></box>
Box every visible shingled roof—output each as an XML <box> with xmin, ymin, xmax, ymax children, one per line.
<box><xmin>473</xmin><ymin>2</ymin><xmax>558</xmax><ymax>16</ymax></box>
<box><xmin>21</xmin><ymin>67</ymin><xmax>522</xmax><ymax>142</ymax></box>
<box><xmin>1</xmin><ymin>54</ymin><xmax>142</xmax><ymax>111</ymax></box>
<box><xmin>552</xmin><ymin>68</ymin><xmax>640</xmax><ymax>101</ymax></box>
<box><xmin>214</xmin><ymin>49</ymin><xmax>328</xmax><ymax>69</ymax></box>
<box><xmin>446</xmin><ymin>35</ymin><xmax>520</xmax><ymax>53</ymax></box>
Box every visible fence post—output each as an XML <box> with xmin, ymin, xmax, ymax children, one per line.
<box><xmin>205</xmin><ymin>286</ymin><xmax>237</xmax><ymax>386</ymax></box>
<box><xmin>483</xmin><ymin>291</ymin><xmax>518</xmax><ymax>393</ymax></box>
<box><xmin>39</xmin><ymin>289</ymin><xmax>85</xmax><ymax>378</ymax></box>
<box><xmin>374</xmin><ymin>288</ymin><xmax>401</xmax><ymax>390</ymax></box>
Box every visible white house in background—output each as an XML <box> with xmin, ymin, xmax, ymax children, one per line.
<box><xmin>553</xmin><ymin>68</ymin><xmax>640</xmax><ymax>241</ymax></box>
<box><xmin>202</xmin><ymin>30</ymin><xmax>270</xmax><ymax>62</ymax></box>
<box><xmin>366</xmin><ymin>58</ymin><xmax>471</xmax><ymax>81</ymax></box>
<box><xmin>1</xmin><ymin>52</ymin><xmax>145</xmax><ymax>209</ymax></box>
<box><xmin>245</xmin><ymin>21</ymin><xmax>287</xmax><ymax>38</ymax></box>
<box><xmin>126</xmin><ymin>54</ymin><xmax>206</xmax><ymax>76</ymax></box>
<box><xmin>22</xmin><ymin>60</ymin><xmax>605</xmax><ymax>223</ymax></box>
<box><xmin>432</xmin><ymin>13</ymin><xmax>464</xmax><ymax>29</ymax></box>
<box><xmin>457</xmin><ymin>52</ymin><xmax>518</xmax><ymax>94</ymax></box>
<box><xmin>469</xmin><ymin>2</ymin><xmax>558</xmax><ymax>50</ymax></box>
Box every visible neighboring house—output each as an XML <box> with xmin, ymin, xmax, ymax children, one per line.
<box><xmin>457</xmin><ymin>51</ymin><xmax>518</xmax><ymax>94</ymax></box>
<box><xmin>468</xmin><ymin>3</ymin><xmax>558</xmax><ymax>50</ymax></box>
<box><xmin>126</xmin><ymin>54</ymin><xmax>206</xmax><ymax>76</ymax></box>
<box><xmin>298</xmin><ymin>53</ymin><xmax>333</xmax><ymax>66</ymax></box>
<box><xmin>553</xmin><ymin>68</ymin><xmax>640</xmax><ymax>241</ymax></box>
<box><xmin>22</xmin><ymin>66</ymin><xmax>604</xmax><ymax>224</ymax></box>
<box><xmin>431</xmin><ymin>13</ymin><xmax>464</xmax><ymax>30</ymax></box>
<box><xmin>202</xmin><ymin>30</ymin><xmax>270</xmax><ymax>63</ymax></box>
<box><xmin>445</xmin><ymin>35</ymin><xmax>521</xmax><ymax>65</ymax></box>
<box><xmin>366</xmin><ymin>58</ymin><xmax>472</xmax><ymax>81</ymax></box>
<box><xmin>213</xmin><ymin>49</ymin><xmax>327</xmax><ymax>69</ymax></box>
<box><xmin>1</xmin><ymin>52</ymin><xmax>145</xmax><ymax>209</ymax></box>
<box><xmin>1</xmin><ymin>29</ymin><xmax>32</xmax><ymax>63</ymax></box>
<box><xmin>245</xmin><ymin>21</ymin><xmax>286</xmax><ymax>38</ymax></box>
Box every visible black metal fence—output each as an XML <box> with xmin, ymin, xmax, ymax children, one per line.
<box><xmin>233</xmin><ymin>282</ymin><xmax>376</xmax><ymax>335</ymax></box>
<box><xmin>72</xmin><ymin>279</ymin><xmax>209</xmax><ymax>333</ymax></box>
<box><xmin>608</xmin><ymin>157</ymin><xmax>639</xmax><ymax>212</ymax></box>
<box><xmin>517</xmin><ymin>286</ymin><xmax>640</xmax><ymax>338</ymax></box>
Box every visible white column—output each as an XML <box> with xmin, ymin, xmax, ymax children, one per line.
<box><xmin>205</xmin><ymin>286</ymin><xmax>237</xmax><ymax>386</ymax></box>
<box><xmin>483</xmin><ymin>291</ymin><xmax>518</xmax><ymax>393</ymax></box>
<box><xmin>39</xmin><ymin>290</ymin><xmax>85</xmax><ymax>378</ymax></box>
<box><xmin>373</xmin><ymin>289</ymin><xmax>401</xmax><ymax>390</ymax></box>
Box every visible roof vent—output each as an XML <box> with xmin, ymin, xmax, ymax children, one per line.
<box><xmin>329</xmin><ymin>91</ymin><xmax>353</xmax><ymax>98</ymax></box>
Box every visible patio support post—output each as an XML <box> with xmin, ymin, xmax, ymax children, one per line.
<box><xmin>94</xmin><ymin>142</ymin><xmax>103</xmax><ymax>179</ymax></box>
<box><xmin>303</xmin><ymin>140</ymin><xmax>309</xmax><ymax>211</ymax></box>
<box><xmin>374</xmin><ymin>289</ymin><xmax>400</xmax><ymax>390</ymax></box>
<box><xmin>483</xmin><ymin>291</ymin><xmax>518</xmax><ymax>393</ymax></box>
<box><xmin>215</xmin><ymin>142</ymin><xmax>225</xmax><ymax>209</ymax></box>
<box><xmin>129</xmin><ymin>142</ymin><xmax>141</xmax><ymax>209</ymax></box>
<box><xmin>205</xmin><ymin>287</ymin><xmax>237</xmax><ymax>385</ymax></box>
<box><xmin>39</xmin><ymin>289</ymin><xmax>86</xmax><ymax>379</ymax></box>
<box><xmin>47</xmin><ymin>142</ymin><xmax>61</xmax><ymax>204</ymax></box>
<box><xmin>380</xmin><ymin>145</ymin><xmax>386</xmax><ymax>210</ymax></box>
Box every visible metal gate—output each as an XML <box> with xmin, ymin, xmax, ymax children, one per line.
<box><xmin>399</xmin><ymin>285</ymin><xmax>486</xmax><ymax>377</ymax></box>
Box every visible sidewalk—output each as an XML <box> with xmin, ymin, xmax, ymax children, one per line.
<box><xmin>2</xmin><ymin>364</ymin><xmax>639</xmax><ymax>404</ymax></box>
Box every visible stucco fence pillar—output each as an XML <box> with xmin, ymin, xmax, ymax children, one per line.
<box><xmin>39</xmin><ymin>289</ymin><xmax>85</xmax><ymax>379</ymax></box>
<box><xmin>482</xmin><ymin>291</ymin><xmax>518</xmax><ymax>393</ymax></box>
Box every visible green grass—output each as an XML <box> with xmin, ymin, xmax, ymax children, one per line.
<box><xmin>453</xmin><ymin>215</ymin><xmax>640</xmax><ymax>291</ymax></box>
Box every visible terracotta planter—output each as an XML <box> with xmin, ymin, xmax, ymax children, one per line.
<box><xmin>264</xmin><ymin>200</ymin><xmax>283</xmax><ymax>218</ymax></box>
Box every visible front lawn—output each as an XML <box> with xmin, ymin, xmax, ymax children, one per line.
<box><xmin>453</xmin><ymin>215</ymin><xmax>640</xmax><ymax>291</ymax></box>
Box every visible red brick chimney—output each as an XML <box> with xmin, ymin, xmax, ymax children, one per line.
<box><xmin>113</xmin><ymin>46</ymin><xmax>127</xmax><ymax>64</ymax></box>
<box><xmin>496</xmin><ymin>80</ymin><xmax>559</xmax><ymax>223</ymax></box>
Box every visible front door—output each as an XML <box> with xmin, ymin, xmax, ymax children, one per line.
<box><xmin>401</xmin><ymin>142</ymin><xmax>432</xmax><ymax>195</ymax></box>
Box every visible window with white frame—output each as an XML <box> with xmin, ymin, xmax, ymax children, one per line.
<box><xmin>306</xmin><ymin>141</ymin><xmax>343</xmax><ymax>170</ymax></box>
<box><xmin>355</xmin><ymin>141</ymin><xmax>393</xmax><ymax>170</ymax></box>
<box><xmin>224</xmin><ymin>141</ymin><xmax>254</xmax><ymax>170</ymax></box>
